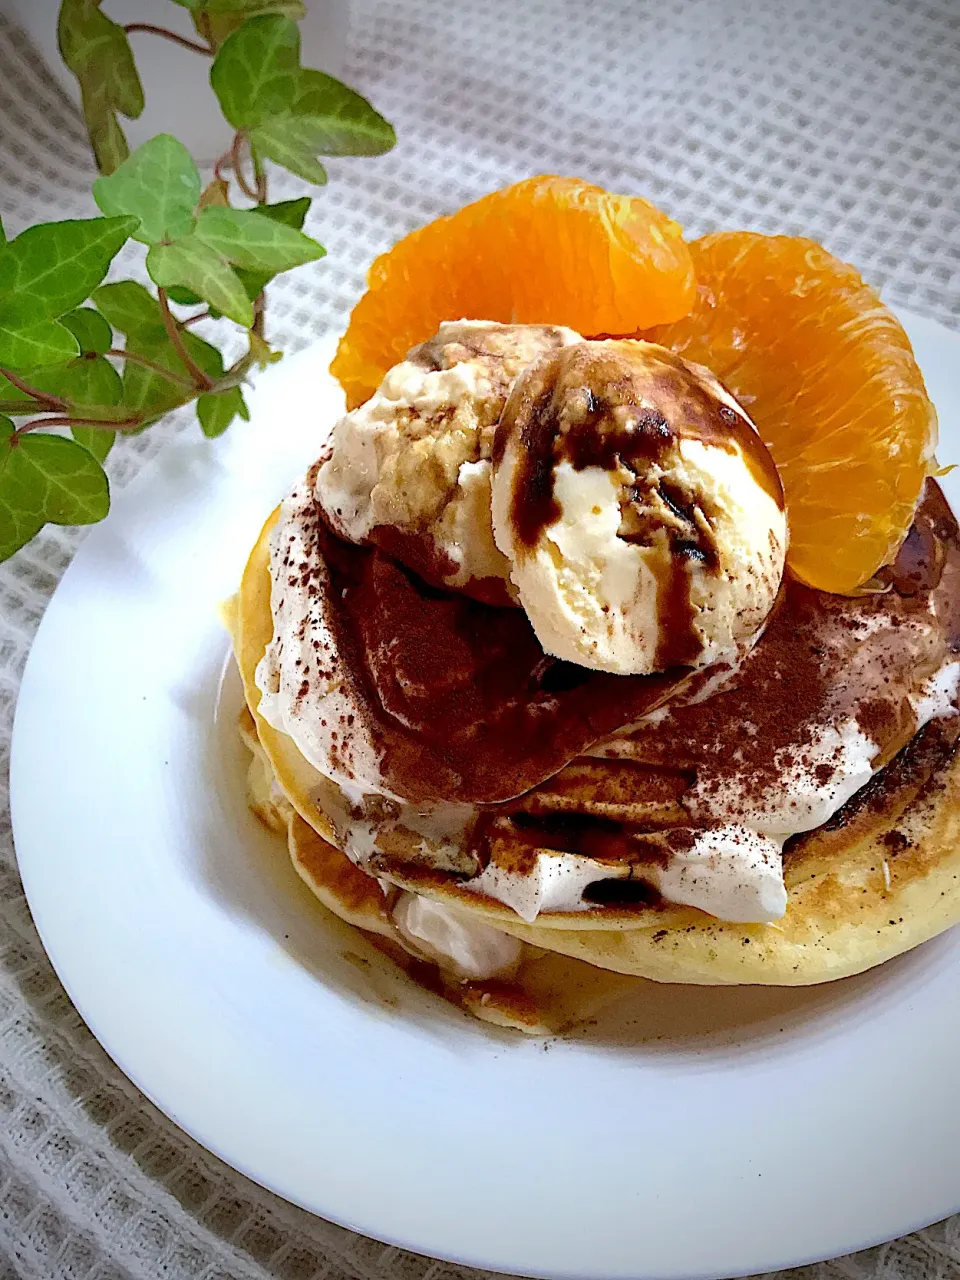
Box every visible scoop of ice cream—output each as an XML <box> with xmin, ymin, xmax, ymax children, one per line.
<box><xmin>315</xmin><ymin>319</ymin><xmax>581</xmax><ymax>604</ymax></box>
<box><xmin>490</xmin><ymin>340</ymin><xmax>787</xmax><ymax>675</ymax></box>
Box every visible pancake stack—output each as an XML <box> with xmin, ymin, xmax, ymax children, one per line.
<box><xmin>229</xmin><ymin>471</ymin><xmax>960</xmax><ymax>1033</ymax></box>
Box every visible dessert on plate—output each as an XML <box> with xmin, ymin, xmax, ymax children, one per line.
<box><xmin>226</xmin><ymin>177</ymin><xmax>960</xmax><ymax>1033</ymax></box>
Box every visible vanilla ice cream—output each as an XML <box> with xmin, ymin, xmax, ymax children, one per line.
<box><xmin>315</xmin><ymin>320</ymin><xmax>580</xmax><ymax>601</ymax></box>
<box><xmin>491</xmin><ymin>340</ymin><xmax>787</xmax><ymax>675</ymax></box>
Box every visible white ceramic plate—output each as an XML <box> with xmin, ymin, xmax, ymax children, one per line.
<box><xmin>11</xmin><ymin>312</ymin><xmax>960</xmax><ymax>1280</ymax></box>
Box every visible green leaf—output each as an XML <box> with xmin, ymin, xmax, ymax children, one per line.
<box><xmin>254</xmin><ymin>197</ymin><xmax>311</xmax><ymax>230</ymax></box>
<box><xmin>93</xmin><ymin>135</ymin><xmax>201</xmax><ymax>246</ymax></box>
<box><xmin>147</xmin><ymin>237</ymin><xmax>253</xmax><ymax>327</ymax></box>
<box><xmin>61</xmin><ymin>306</ymin><xmax>112</xmax><ymax>355</ymax></box>
<box><xmin>36</xmin><ymin>356</ymin><xmax>123</xmax><ymax>408</ymax></box>
<box><xmin>177</xmin><ymin>0</ymin><xmax>305</xmax><ymax>12</ymax></box>
<box><xmin>194</xmin><ymin>206</ymin><xmax>324</xmax><ymax>272</ymax></box>
<box><xmin>71</xmin><ymin>425</ymin><xmax>114</xmax><ymax>464</ymax></box>
<box><xmin>288</xmin><ymin>68</ymin><xmax>396</xmax><ymax>157</ymax></box>
<box><xmin>0</xmin><ymin>321</ymin><xmax>79</xmax><ymax>370</ymax></box>
<box><xmin>210</xmin><ymin>14</ymin><xmax>300</xmax><ymax>128</ymax></box>
<box><xmin>249</xmin><ymin>122</ymin><xmax>327</xmax><ymax>184</ymax></box>
<box><xmin>57</xmin><ymin>0</ymin><xmax>145</xmax><ymax>174</ymax></box>
<box><xmin>232</xmin><ymin>266</ymin><xmax>269</xmax><ymax>304</ymax></box>
<box><xmin>210</xmin><ymin>16</ymin><xmax>394</xmax><ymax>183</ymax></box>
<box><xmin>121</xmin><ymin>328</ymin><xmax>223</xmax><ymax>420</ymax></box>
<box><xmin>164</xmin><ymin>286</ymin><xmax>205</xmax><ymax>307</ymax></box>
<box><xmin>0</xmin><ymin>217</ymin><xmax>5</xmax><ymax>245</ymax></box>
<box><xmin>197</xmin><ymin>385</ymin><xmax>248</xmax><ymax>438</ymax></box>
<box><xmin>0</xmin><ymin>216</ymin><xmax>138</xmax><ymax>325</ymax></box>
<box><xmin>92</xmin><ymin>280</ymin><xmax>165</xmax><ymax>336</ymax></box>
<box><xmin>91</xmin><ymin>281</ymin><xmax>224</xmax><ymax>417</ymax></box>
<box><xmin>0</xmin><ymin>356</ymin><xmax>124</xmax><ymax>420</ymax></box>
<box><xmin>0</xmin><ymin>418</ymin><xmax>110</xmax><ymax>560</ymax></box>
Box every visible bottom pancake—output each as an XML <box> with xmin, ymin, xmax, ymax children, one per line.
<box><xmin>241</xmin><ymin>710</ymin><xmax>640</xmax><ymax>1033</ymax></box>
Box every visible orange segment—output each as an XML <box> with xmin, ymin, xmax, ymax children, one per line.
<box><xmin>331</xmin><ymin>176</ymin><xmax>695</xmax><ymax>410</ymax></box>
<box><xmin>647</xmin><ymin>233</ymin><xmax>937</xmax><ymax>594</ymax></box>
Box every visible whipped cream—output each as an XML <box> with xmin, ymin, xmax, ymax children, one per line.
<box><xmin>464</xmin><ymin>826</ymin><xmax>786</xmax><ymax>923</ymax></box>
<box><xmin>688</xmin><ymin>718</ymin><xmax>879</xmax><ymax>837</ymax></box>
<box><xmin>256</xmin><ymin>476</ymin><xmax>398</xmax><ymax>800</ymax></box>
<box><xmin>911</xmin><ymin>660</ymin><xmax>960</xmax><ymax>724</ymax></box>
<box><xmin>392</xmin><ymin>891</ymin><xmax>522</xmax><ymax>980</ymax></box>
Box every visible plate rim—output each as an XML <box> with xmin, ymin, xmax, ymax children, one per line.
<box><xmin>11</xmin><ymin>311</ymin><xmax>960</xmax><ymax>1280</ymax></box>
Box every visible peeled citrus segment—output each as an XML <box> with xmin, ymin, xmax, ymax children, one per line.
<box><xmin>646</xmin><ymin>233</ymin><xmax>937</xmax><ymax>594</ymax></box>
<box><xmin>331</xmin><ymin>175</ymin><xmax>695</xmax><ymax>410</ymax></box>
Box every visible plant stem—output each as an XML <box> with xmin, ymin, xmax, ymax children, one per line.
<box><xmin>252</xmin><ymin>295</ymin><xmax>266</xmax><ymax>340</ymax></box>
<box><xmin>231</xmin><ymin>132</ymin><xmax>259</xmax><ymax>202</ymax></box>
<box><xmin>157</xmin><ymin>289</ymin><xmax>215</xmax><ymax>391</ymax></box>
<box><xmin>250</xmin><ymin>152</ymin><xmax>268</xmax><ymax>337</ymax></box>
<box><xmin>253</xmin><ymin>151</ymin><xmax>268</xmax><ymax>205</ymax></box>
<box><xmin>14</xmin><ymin>414</ymin><xmax>141</xmax><ymax>436</ymax></box>
<box><xmin>0</xmin><ymin>367</ymin><xmax>68</xmax><ymax>411</ymax></box>
<box><xmin>179</xmin><ymin>310</ymin><xmax>211</xmax><ymax>328</ymax></box>
<box><xmin>123</xmin><ymin>23</ymin><xmax>213</xmax><ymax>55</ymax></box>
<box><xmin>213</xmin><ymin>149</ymin><xmax>232</xmax><ymax>184</ymax></box>
<box><xmin>107</xmin><ymin>347</ymin><xmax>194</xmax><ymax>390</ymax></box>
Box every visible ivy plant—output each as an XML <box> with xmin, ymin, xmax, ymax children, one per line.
<box><xmin>0</xmin><ymin>0</ymin><xmax>394</xmax><ymax>562</ymax></box>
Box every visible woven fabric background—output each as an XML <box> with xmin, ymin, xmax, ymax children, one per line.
<box><xmin>1</xmin><ymin>0</ymin><xmax>959</xmax><ymax>1276</ymax></box>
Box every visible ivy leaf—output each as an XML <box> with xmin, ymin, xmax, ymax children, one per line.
<box><xmin>247</xmin><ymin>119</ymin><xmax>328</xmax><ymax>184</ymax></box>
<box><xmin>231</xmin><ymin>199</ymin><xmax>315</xmax><ymax>301</ymax></box>
<box><xmin>92</xmin><ymin>280</ymin><xmax>165</xmax><ymax>335</ymax></box>
<box><xmin>186</xmin><ymin>1</ymin><xmax>307</xmax><ymax>50</ymax></box>
<box><xmin>0</xmin><ymin>418</ymin><xmax>110</xmax><ymax>561</ymax></box>
<box><xmin>210</xmin><ymin>16</ymin><xmax>394</xmax><ymax>184</ymax></box>
<box><xmin>61</xmin><ymin>306</ymin><xmax>113</xmax><ymax>355</ymax></box>
<box><xmin>210</xmin><ymin>15</ymin><xmax>301</xmax><ymax>129</ymax></box>
<box><xmin>174</xmin><ymin>0</ymin><xmax>305</xmax><ymax>12</ymax></box>
<box><xmin>194</xmin><ymin>206</ymin><xmax>324</xmax><ymax>272</ymax></box>
<box><xmin>0</xmin><ymin>357</ymin><xmax>124</xmax><ymax>434</ymax></box>
<box><xmin>122</xmin><ymin>327</ymin><xmax>223</xmax><ymax>421</ymax></box>
<box><xmin>289</xmin><ymin>68</ymin><xmax>397</xmax><ymax>158</ymax></box>
<box><xmin>57</xmin><ymin>0</ymin><xmax>145</xmax><ymax>174</ymax></box>
<box><xmin>93</xmin><ymin>135</ymin><xmax>200</xmax><ymax>246</ymax></box>
<box><xmin>164</xmin><ymin>286</ymin><xmax>205</xmax><ymax>307</ymax></box>
<box><xmin>255</xmin><ymin>197</ymin><xmax>311</xmax><ymax>230</ymax></box>
<box><xmin>197</xmin><ymin>385</ymin><xmax>249</xmax><ymax>438</ymax></box>
<box><xmin>147</xmin><ymin>238</ymin><xmax>253</xmax><ymax>327</ymax></box>
<box><xmin>33</xmin><ymin>356</ymin><xmax>123</xmax><ymax>409</ymax></box>
<box><xmin>71</xmin><ymin>425</ymin><xmax>114</xmax><ymax>463</ymax></box>
<box><xmin>0</xmin><ymin>216</ymin><xmax>138</xmax><ymax>326</ymax></box>
<box><xmin>0</xmin><ymin>321</ymin><xmax>78</xmax><ymax>370</ymax></box>
<box><xmin>91</xmin><ymin>282</ymin><xmax>222</xmax><ymax>419</ymax></box>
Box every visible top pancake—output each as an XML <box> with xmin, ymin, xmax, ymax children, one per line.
<box><xmin>236</xmin><ymin>484</ymin><xmax>960</xmax><ymax>984</ymax></box>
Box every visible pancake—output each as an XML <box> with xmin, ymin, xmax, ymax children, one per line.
<box><xmin>232</xmin><ymin>485</ymin><xmax>960</xmax><ymax>989</ymax></box>
<box><xmin>231</xmin><ymin>577</ymin><xmax>640</xmax><ymax>1031</ymax></box>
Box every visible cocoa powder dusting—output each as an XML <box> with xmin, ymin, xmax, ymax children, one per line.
<box><xmin>614</xmin><ymin>482</ymin><xmax>960</xmax><ymax>816</ymax></box>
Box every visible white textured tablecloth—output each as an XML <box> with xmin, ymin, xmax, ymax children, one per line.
<box><xmin>1</xmin><ymin>1</ymin><xmax>959</xmax><ymax>1277</ymax></box>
